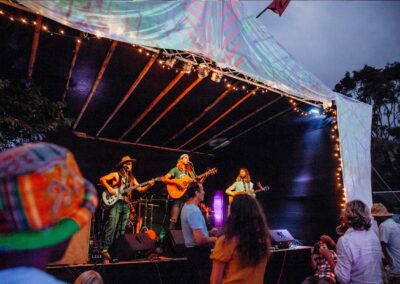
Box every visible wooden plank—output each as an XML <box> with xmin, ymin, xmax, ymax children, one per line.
<box><xmin>135</xmin><ymin>77</ymin><xmax>203</xmax><ymax>143</ymax></box>
<box><xmin>178</xmin><ymin>87</ymin><xmax>258</xmax><ymax>149</ymax></box>
<box><xmin>118</xmin><ymin>72</ymin><xmax>185</xmax><ymax>140</ymax></box>
<box><xmin>163</xmin><ymin>82</ymin><xmax>239</xmax><ymax>146</ymax></box>
<box><xmin>72</xmin><ymin>131</ymin><xmax>213</xmax><ymax>156</ymax></box>
<box><xmin>96</xmin><ymin>53</ymin><xmax>158</xmax><ymax>136</ymax></box>
<box><xmin>191</xmin><ymin>95</ymin><xmax>283</xmax><ymax>151</ymax></box>
<box><xmin>72</xmin><ymin>41</ymin><xmax>118</xmax><ymax>130</ymax></box>
<box><xmin>27</xmin><ymin>15</ymin><xmax>42</xmax><ymax>81</ymax></box>
<box><xmin>62</xmin><ymin>37</ymin><xmax>82</xmax><ymax>102</ymax></box>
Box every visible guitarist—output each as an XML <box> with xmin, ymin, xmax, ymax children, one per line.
<box><xmin>225</xmin><ymin>168</ymin><xmax>255</xmax><ymax>213</ymax></box>
<box><xmin>162</xmin><ymin>153</ymin><xmax>206</xmax><ymax>230</ymax></box>
<box><xmin>100</xmin><ymin>155</ymin><xmax>155</xmax><ymax>263</ymax></box>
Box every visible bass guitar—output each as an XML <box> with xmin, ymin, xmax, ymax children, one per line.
<box><xmin>166</xmin><ymin>168</ymin><xmax>218</xmax><ymax>199</ymax></box>
<box><xmin>102</xmin><ymin>176</ymin><xmax>162</xmax><ymax>206</ymax></box>
<box><xmin>228</xmin><ymin>183</ymin><xmax>270</xmax><ymax>204</ymax></box>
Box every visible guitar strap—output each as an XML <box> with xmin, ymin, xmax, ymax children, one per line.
<box><xmin>118</xmin><ymin>172</ymin><xmax>131</xmax><ymax>201</ymax></box>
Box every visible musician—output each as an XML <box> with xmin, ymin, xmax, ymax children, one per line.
<box><xmin>163</xmin><ymin>153</ymin><xmax>205</xmax><ymax>230</ymax></box>
<box><xmin>225</xmin><ymin>168</ymin><xmax>255</xmax><ymax>200</ymax></box>
<box><xmin>100</xmin><ymin>155</ymin><xmax>154</xmax><ymax>263</ymax></box>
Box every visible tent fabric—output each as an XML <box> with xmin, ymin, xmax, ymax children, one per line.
<box><xmin>19</xmin><ymin>0</ymin><xmax>335</xmax><ymax>104</ymax></box>
<box><xmin>17</xmin><ymin>0</ymin><xmax>373</xmax><ymax>204</ymax></box>
<box><xmin>336</xmin><ymin>94</ymin><xmax>372</xmax><ymax>207</ymax></box>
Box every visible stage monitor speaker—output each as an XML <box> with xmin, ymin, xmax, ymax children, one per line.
<box><xmin>163</xmin><ymin>230</ymin><xmax>186</xmax><ymax>257</ymax></box>
<box><xmin>270</xmin><ymin>229</ymin><xmax>295</xmax><ymax>249</ymax></box>
<box><xmin>110</xmin><ymin>233</ymin><xmax>155</xmax><ymax>260</ymax></box>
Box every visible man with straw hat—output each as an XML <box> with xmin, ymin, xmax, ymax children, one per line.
<box><xmin>0</xmin><ymin>143</ymin><xmax>98</xmax><ymax>283</ymax></box>
<box><xmin>100</xmin><ymin>155</ymin><xmax>154</xmax><ymax>263</ymax></box>
<box><xmin>371</xmin><ymin>203</ymin><xmax>400</xmax><ymax>283</ymax></box>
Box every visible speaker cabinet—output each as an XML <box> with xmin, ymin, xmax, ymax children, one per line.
<box><xmin>110</xmin><ymin>233</ymin><xmax>155</xmax><ymax>260</ymax></box>
<box><xmin>163</xmin><ymin>230</ymin><xmax>186</xmax><ymax>257</ymax></box>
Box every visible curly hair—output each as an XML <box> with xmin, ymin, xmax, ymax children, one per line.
<box><xmin>224</xmin><ymin>195</ymin><xmax>271</xmax><ymax>267</ymax></box>
<box><xmin>345</xmin><ymin>200</ymin><xmax>371</xmax><ymax>231</ymax></box>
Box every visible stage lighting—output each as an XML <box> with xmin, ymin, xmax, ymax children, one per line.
<box><xmin>165</xmin><ymin>57</ymin><xmax>177</xmax><ymax>68</ymax></box>
<box><xmin>197</xmin><ymin>63</ymin><xmax>209</xmax><ymax>78</ymax></box>
<box><xmin>210</xmin><ymin>71</ymin><xmax>223</xmax><ymax>83</ymax></box>
<box><xmin>309</xmin><ymin>108</ymin><xmax>321</xmax><ymax>115</ymax></box>
<box><xmin>181</xmin><ymin>61</ymin><xmax>193</xmax><ymax>74</ymax></box>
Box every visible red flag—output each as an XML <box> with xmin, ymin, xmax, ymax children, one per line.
<box><xmin>256</xmin><ymin>0</ymin><xmax>291</xmax><ymax>18</ymax></box>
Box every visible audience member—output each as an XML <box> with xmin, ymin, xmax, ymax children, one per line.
<box><xmin>371</xmin><ymin>203</ymin><xmax>400</xmax><ymax>284</ymax></box>
<box><xmin>321</xmin><ymin>200</ymin><xmax>383</xmax><ymax>284</ymax></box>
<box><xmin>181</xmin><ymin>183</ymin><xmax>217</xmax><ymax>284</ymax></box>
<box><xmin>302</xmin><ymin>235</ymin><xmax>337</xmax><ymax>284</ymax></box>
<box><xmin>210</xmin><ymin>194</ymin><xmax>271</xmax><ymax>284</ymax></box>
<box><xmin>74</xmin><ymin>270</ymin><xmax>103</xmax><ymax>284</ymax></box>
<box><xmin>0</xmin><ymin>143</ymin><xmax>98</xmax><ymax>284</ymax></box>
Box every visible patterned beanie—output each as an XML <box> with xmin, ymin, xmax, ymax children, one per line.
<box><xmin>0</xmin><ymin>143</ymin><xmax>98</xmax><ymax>251</ymax></box>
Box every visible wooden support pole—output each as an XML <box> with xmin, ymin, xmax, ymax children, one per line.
<box><xmin>178</xmin><ymin>87</ymin><xmax>258</xmax><ymax>149</ymax></box>
<box><xmin>62</xmin><ymin>38</ymin><xmax>82</xmax><ymax>102</ymax></box>
<box><xmin>119</xmin><ymin>72</ymin><xmax>185</xmax><ymax>140</ymax></box>
<box><xmin>73</xmin><ymin>41</ymin><xmax>118</xmax><ymax>130</ymax></box>
<box><xmin>28</xmin><ymin>15</ymin><xmax>42</xmax><ymax>81</ymax></box>
<box><xmin>73</xmin><ymin>131</ymin><xmax>213</xmax><ymax>156</ymax></box>
<box><xmin>135</xmin><ymin>77</ymin><xmax>203</xmax><ymax>143</ymax></box>
<box><xmin>191</xmin><ymin>95</ymin><xmax>283</xmax><ymax>151</ymax></box>
<box><xmin>97</xmin><ymin>53</ymin><xmax>158</xmax><ymax>136</ymax></box>
<box><xmin>163</xmin><ymin>82</ymin><xmax>239</xmax><ymax>146</ymax></box>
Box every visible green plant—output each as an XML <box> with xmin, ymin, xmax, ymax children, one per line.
<box><xmin>0</xmin><ymin>78</ymin><xmax>73</xmax><ymax>150</ymax></box>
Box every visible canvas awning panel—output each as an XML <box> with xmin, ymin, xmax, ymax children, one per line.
<box><xmin>19</xmin><ymin>0</ymin><xmax>335</xmax><ymax>104</ymax></box>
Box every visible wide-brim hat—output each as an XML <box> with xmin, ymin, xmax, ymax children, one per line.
<box><xmin>116</xmin><ymin>155</ymin><xmax>136</xmax><ymax>168</ymax></box>
<box><xmin>0</xmin><ymin>143</ymin><xmax>98</xmax><ymax>252</ymax></box>
<box><xmin>371</xmin><ymin>203</ymin><xmax>394</xmax><ymax>217</ymax></box>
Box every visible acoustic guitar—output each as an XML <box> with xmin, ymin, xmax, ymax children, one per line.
<box><xmin>228</xmin><ymin>183</ymin><xmax>270</xmax><ymax>204</ymax></box>
<box><xmin>166</xmin><ymin>168</ymin><xmax>218</xmax><ymax>199</ymax></box>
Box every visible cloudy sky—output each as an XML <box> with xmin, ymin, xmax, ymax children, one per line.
<box><xmin>242</xmin><ymin>1</ymin><xmax>400</xmax><ymax>89</ymax></box>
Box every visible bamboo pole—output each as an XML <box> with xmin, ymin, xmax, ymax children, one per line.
<box><xmin>27</xmin><ymin>15</ymin><xmax>42</xmax><ymax>81</ymax></box>
<box><xmin>62</xmin><ymin>37</ymin><xmax>82</xmax><ymax>102</ymax></box>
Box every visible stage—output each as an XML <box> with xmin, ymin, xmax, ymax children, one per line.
<box><xmin>47</xmin><ymin>246</ymin><xmax>312</xmax><ymax>284</ymax></box>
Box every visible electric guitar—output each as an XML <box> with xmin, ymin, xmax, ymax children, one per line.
<box><xmin>166</xmin><ymin>168</ymin><xmax>218</xmax><ymax>199</ymax></box>
<box><xmin>102</xmin><ymin>176</ymin><xmax>162</xmax><ymax>206</ymax></box>
<box><xmin>228</xmin><ymin>182</ymin><xmax>270</xmax><ymax>204</ymax></box>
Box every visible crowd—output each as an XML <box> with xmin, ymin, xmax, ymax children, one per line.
<box><xmin>0</xmin><ymin>143</ymin><xmax>399</xmax><ymax>284</ymax></box>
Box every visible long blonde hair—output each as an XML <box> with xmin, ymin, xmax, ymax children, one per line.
<box><xmin>236</xmin><ymin>168</ymin><xmax>251</xmax><ymax>183</ymax></box>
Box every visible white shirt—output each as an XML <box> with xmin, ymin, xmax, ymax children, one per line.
<box><xmin>335</xmin><ymin>227</ymin><xmax>383</xmax><ymax>284</ymax></box>
<box><xmin>379</xmin><ymin>218</ymin><xmax>400</xmax><ymax>274</ymax></box>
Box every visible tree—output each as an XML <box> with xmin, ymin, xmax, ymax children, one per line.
<box><xmin>334</xmin><ymin>62</ymin><xmax>400</xmax><ymax>188</ymax></box>
<box><xmin>0</xmin><ymin>78</ymin><xmax>73</xmax><ymax>151</ymax></box>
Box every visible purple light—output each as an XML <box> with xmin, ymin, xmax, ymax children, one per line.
<box><xmin>213</xmin><ymin>191</ymin><xmax>224</xmax><ymax>227</ymax></box>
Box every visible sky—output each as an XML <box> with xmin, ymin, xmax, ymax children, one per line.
<box><xmin>242</xmin><ymin>1</ymin><xmax>400</xmax><ymax>89</ymax></box>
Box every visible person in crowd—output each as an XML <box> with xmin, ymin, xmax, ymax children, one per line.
<box><xmin>302</xmin><ymin>235</ymin><xmax>337</xmax><ymax>284</ymax></box>
<box><xmin>100</xmin><ymin>155</ymin><xmax>154</xmax><ymax>263</ymax></box>
<box><xmin>181</xmin><ymin>183</ymin><xmax>217</xmax><ymax>284</ymax></box>
<box><xmin>210</xmin><ymin>194</ymin><xmax>271</xmax><ymax>284</ymax></box>
<box><xmin>74</xmin><ymin>270</ymin><xmax>103</xmax><ymax>284</ymax></box>
<box><xmin>320</xmin><ymin>200</ymin><xmax>383</xmax><ymax>284</ymax></box>
<box><xmin>371</xmin><ymin>203</ymin><xmax>400</xmax><ymax>283</ymax></box>
<box><xmin>0</xmin><ymin>143</ymin><xmax>98</xmax><ymax>284</ymax></box>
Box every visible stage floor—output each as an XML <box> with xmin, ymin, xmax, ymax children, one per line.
<box><xmin>47</xmin><ymin>247</ymin><xmax>312</xmax><ymax>283</ymax></box>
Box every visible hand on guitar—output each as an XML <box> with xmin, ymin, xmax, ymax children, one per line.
<box><xmin>108</xmin><ymin>187</ymin><xmax>118</xmax><ymax>196</ymax></box>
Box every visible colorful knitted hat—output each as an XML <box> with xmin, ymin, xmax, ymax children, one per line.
<box><xmin>0</xmin><ymin>143</ymin><xmax>98</xmax><ymax>251</ymax></box>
